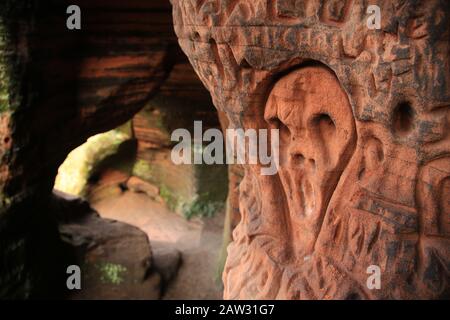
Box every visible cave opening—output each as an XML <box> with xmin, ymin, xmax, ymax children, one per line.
<box><xmin>51</xmin><ymin>56</ymin><xmax>231</xmax><ymax>300</ymax></box>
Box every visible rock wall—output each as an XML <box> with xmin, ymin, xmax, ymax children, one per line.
<box><xmin>171</xmin><ymin>0</ymin><xmax>450</xmax><ymax>299</ymax></box>
<box><xmin>0</xmin><ymin>0</ymin><xmax>177</xmax><ymax>298</ymax></box>
<box><xmin>131</xmin><ymin>52</ymin><xmax>228</xmax><ymax>218</ymax></box>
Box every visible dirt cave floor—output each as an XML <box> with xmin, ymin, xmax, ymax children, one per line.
<box><xmin>92</xmin><ymin>191</ymin><xmax>225</xmax><ymax>299</ymax></box>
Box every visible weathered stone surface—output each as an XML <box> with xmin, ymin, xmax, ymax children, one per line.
<box><xmin>131</xmin><ymin>53</ymin><xmax>228</xmax><ymax>218</ymax></box>
<box><xmin>172</xmin><ymin>0</ymin><xmax>450</xmax><ymax>299</ymax></box>
<box><xmin>53</xmin><ymin>191</ymin><xmax>162</xmax><ymax>300</ymax></box>
<box><xmin>217</xmin><ymin>109</ymin><xmax>243</xmax><ymax>275</ymax></box>
<box><xmin>151</xmin><ymin>245</ymin><xmax>182</xmax><ymax>289</ymax></box>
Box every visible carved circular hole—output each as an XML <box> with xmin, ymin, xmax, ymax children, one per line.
<box><xmin>291</xmin><ymin>153</ymin><xmax>305</xmax><ymax>165</ymax></box>
<box><xmin>393</xmin><ymin>101</ymin><xmax>415</xmax><ymax>136</ymax></box>
<box><xmin>4</xmin><ymin>137</ymin><xmax>10</xmax><ymax>144</ymax></box>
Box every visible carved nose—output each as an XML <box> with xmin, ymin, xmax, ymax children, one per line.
<box><xmin>289</xmin><ymin>142</ymin><xmax>307</xmax><ymax>166</ymax></box>
<box><xmin>288</xmin><ymin>135</ymin><xmax>316</xmax><ymax>169</ymax></box>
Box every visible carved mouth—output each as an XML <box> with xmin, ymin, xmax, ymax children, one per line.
<box><xmin>300</xmin><ymin>176</ymin><xmax>315</xmax><ymax>216</ymax></box>
<box><xmin>280</xmin><ymin>169</ymin><xmax>318</xmax><ymax>219</ymax></box>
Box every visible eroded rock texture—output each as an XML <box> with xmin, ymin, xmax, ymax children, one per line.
<box><xmin>53</xmin><ymin>191</ymin><xmax>163</xmax><ymax>300</ymax></box>
<box><xmin>172</xmin><ymin>0</ymin><xmax>450</xmax><ymax>299</ymax></box>
<box><xmin>130</xmin><ymin>52</ymin><xmax>228</xmax><ymax>217</ymax></box>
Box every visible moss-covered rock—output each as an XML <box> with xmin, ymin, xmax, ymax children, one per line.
<box><xmin>132</xmin><ymin>145</ymin><xmax>228</xmax><ymax>219</ymax></box>
<box><xmin>54</xmin><ymin>122</ymin><xmax>134</xmax><ymax>197</ymax></box>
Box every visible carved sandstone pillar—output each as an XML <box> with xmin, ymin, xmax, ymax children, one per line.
<box><xmin>171</xmin><ymin>0</ymin><xmax>450</xmax><ymax>299</ymax></box>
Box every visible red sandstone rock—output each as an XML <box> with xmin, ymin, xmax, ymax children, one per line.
<box><xmin>0</xmin><ymin>0</ymin><xmax>448</xmax><ymax>301</ymax></box>
<box><xmin>171</xmin><ymin>0</ymin><xmax>450</xmax><ymax>299</ymax></box>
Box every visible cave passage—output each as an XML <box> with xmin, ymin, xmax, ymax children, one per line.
<box><xmin>50</xmin><ymin>59</ymin><xmax>231</xmax><ymax>299</ymax></box>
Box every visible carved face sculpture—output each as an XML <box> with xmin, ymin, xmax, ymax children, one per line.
<box><xmin>264</xmin><ymin>66</ymin><xmax>356</xmax><ymax>256</ymax></box>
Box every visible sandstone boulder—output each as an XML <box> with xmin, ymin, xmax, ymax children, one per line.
<box><xmin>54</xmin><ymin>191</ymin><xmax>162</xmax><ymax>300</ymax></box>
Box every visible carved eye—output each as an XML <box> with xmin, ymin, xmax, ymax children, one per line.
<box><xmin>308</xmin><ymin>113</ymin><xmax>338</xmax><ymax>164</ymax></box>
<box><xmin>268</xmin><ymin>117</ymin><xmax>291</xmax><ymax>142</ymax></box>
<box><xmin>312</xmin><ymin>113</ymin><xmax>335</xmax><ymax>127</ymax></box>
<box><xmin>310</xmin><ymin>113</ymin><xmax>336</xmax><ymax>138</ymax></box>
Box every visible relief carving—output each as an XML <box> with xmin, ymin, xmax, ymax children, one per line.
<box><xmin>171</xmin><ymin>0</ymin><xmax>450</xmax><ymax>299</ymax></box>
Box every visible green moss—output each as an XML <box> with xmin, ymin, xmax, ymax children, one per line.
<box><xmin>159</xmin><ymin>186</ymin><xmax>225</xmax><ymax>220</ymax></box>
<box><xmin>54</xmin><ymin>122</ymin><xmax>133</xmax><ymax>196</ymax></box>
<box><xmin>0</xmin><ymin>192</ymin><xmax>12</xmax><ymax>209</ymax></box>
<box><xmin>181</xmin><ymin>162</ymin><xmax>228</xmax><ymax>219</ymax></box>
<box><xmin>97</xmin><ymin>263</ymin><xmax>127</xmax><ymax>285</ymax></box>
<box><xmin>132</xmin><ymin>152</ymin><xmax>227</xmax><ymax>219</ymax></box>
<box><xmin>159</xmin><ymin>184</ymin><xmax>179</xmax><ymax>212</ymax></box>
<box><xmin>132</xmin><ymin>159</ymin><xmax>153</xmax><ymax>181</ymax></box>
<box><xmin>182</xmin><ymin>192</ymin><xmax>224</xmax><ymax>220</ymax></box>
<box><xmin>158</xmin><ymin>182</ymin><xmax>221</xmax><ymax>218</ymax></box>
<box><xmin>196</xmin><ymin>163</ymin><xmax>228</xmax><ymax>203</ymax></box>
